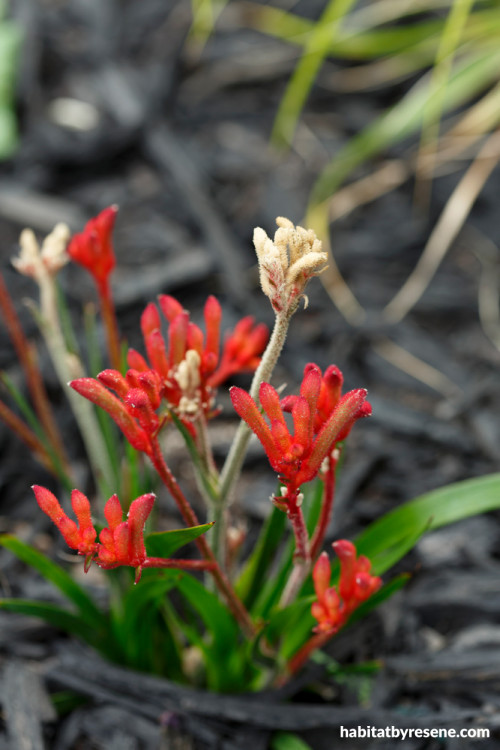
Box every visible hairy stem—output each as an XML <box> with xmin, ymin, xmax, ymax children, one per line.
<box><xmin>310</xmin><ymin>453</ymin><xmax>339</xmax><ymax>561</ymax></box>
<box><xmin>149</xmin><ymin>438</ymin><xmax>255</xmax><ymax>638</ymax></box>
<box><xmin>98</xmin><ymin>280</ymin><xmax>122</xmax><ymax>372</ymax></box>
<box><xmin>36</xmin><ymin>268</ymin><xmax>115</xmax><ymax>496</ymax></box>
<box><xmin>279</xmin><ymin>494</ymin><xmax>311</xmax><ymax>608</ymax></box>
<box><xmin>213</xmin><ymin>310</ymin><xmax>292</xmax><ymax>566</ymax></box>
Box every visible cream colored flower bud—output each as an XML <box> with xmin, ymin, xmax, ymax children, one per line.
<box><xmin>40</xmin><ymin>223</ymin><xmax>70</xmax><ymax>274</ymax></box>
<box><xmin>175</xmin><ymin>349</ymin><xmax>201</xmax><ymax>392</ymax></box>
<box><xmin>253</xmin><ymin>217</ymin><xmax>327</xmax><ymax>314</ymax></box>
<box><xmin>12</xmin><ymin>223</ymin><xmax>70</xmax><ymax>280</ymax></box>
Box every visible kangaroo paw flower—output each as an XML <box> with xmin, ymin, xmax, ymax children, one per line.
<box><xmin>230</xmin><ymin>363</ymin><xmax>370</xmax><ymax>502</ymax></box>
<box><xmin>312</xmin><ymin>541</ymin><xmax>381</xmax><ymax>634</ymax></box>
<box><xmin>32</xmin><ymin>485</ymin><xmax>97</xmax><ymax>560</ymax></box>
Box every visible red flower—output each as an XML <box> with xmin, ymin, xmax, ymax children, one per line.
<box><xmin>34</xmin><ymin>486</ymin><xmax>215</xmax><ymax>582</ymax></box>
<box><xmin>128</xmin><ymin>295</ymin><xmax>268</xmax><ymax>421</ymax></box>
<box><xmin>70</xmin><ymin>368</ymin><xmax>164</xmax><ymax>456</ymax></box>
<box><xmin>97</xmin><ymin>492</ymin><xmax>155</xmax><ymax>582</ymax></box>
<box><xmin>311</xmin><ymin>541</ymin><xmax>381</xmax><ymax>634</ymax></box>
<box><xmin>67</xmin><ymin>206</ymin><xmax>118</xmax><ymax>293</ymax></box>
<box><xmin>32</xmin><ymin>485</ymin><xmax>97</xmax><ymax>570</ymax></box>
<box><xmin>230</xmin><ymin>364</ymin><xmax>370</xmax><ymax>500</ymax></box>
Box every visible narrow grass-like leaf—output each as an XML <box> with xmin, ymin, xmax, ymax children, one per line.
<box><xmin>0</xmin><ymin>535</ymin><xmax>105</xmax><ymax>630</ymax></box>
<box><xmin>415</xmin><ymin>0</ymin><xmax>476</xmax><ymax>200</ymax></box>
<box><xmin>0</xmin><ymin>373</ymin><xmax>72</xmax><ymax>490</ymax></box>
<box><xmin>271</xmin><ymin>732</ymin><xmax>314</xmax><ymax>750</ymax></box>
<box><xmin>236</xmin><ymin>502</ymin><xmax>287</xmax><ymax>609</ymax></box>
<box><xmin>355</xmin><ymin>472</ymin><xmax>500</xmax><ymax>570</ymax></box>
<box><xmin>309</xmin><ymin>43</ymin><xmax>500</xmax><ymax>207</ymax></box>
<box><xmin>0</xmin><ymin>599</ymin><xmax>96</xmax><ymax>642</ymax></box>
<box><xmin>174</xmin><ymin>572</ymin><xmax>245</xmax><ymax>690</ymax></box>
<box><xmin>272</xmin><ymin>0</ymin><xmax>359</xmax><ymax>148</ymax></box>
<box><xmin>113</xmin><ymin>571</ymin><xmax>182</xmax><ymax>674</ymax></box>
<box><xmin>145</xmin><ymin>523</ymin><xmax>213</xmax><ymax>558</ymax></box>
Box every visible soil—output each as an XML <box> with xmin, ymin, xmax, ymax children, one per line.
<box><xmin>1</xmin><ymin>1</ymin><xmax>500</xmax><ymax>748</ymax></box>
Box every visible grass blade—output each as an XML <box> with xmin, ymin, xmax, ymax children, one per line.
<box><xmin>272</xmin><ymin>0</ymin><xmax>359</xmax><ymax>149</ymax></box>
<box><xmin>0</xmin><ymin>535</ymin><xmax>106</xmax><ymax>631</ymax></box>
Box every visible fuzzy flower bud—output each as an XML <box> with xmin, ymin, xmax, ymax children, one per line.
<box><xmin>12</xmin><ymin>224</ymin><xmax>70</xmax><ymax>279</ymax></box>
<box><xmin>253</xmin><ymin>217</ymin><xmax>328</xmax><ymax>314</ymax></box>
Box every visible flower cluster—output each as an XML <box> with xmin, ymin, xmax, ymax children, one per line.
<box><xmin>134</xmin><ymin>295</ymin><xmax>268</xmax><ymax>421</ymax></box>
<box><xmin>33</xmin><ymin>485</ymin><xmax>212</xmax><ymax>582</ymax></box>
<box><xmin>70</xmin><ymin>370</ymin><xmax>161</xmax><ymax>456</ymax></box>
<box><xmin>67</xmin><ymin>206</ymin><xmax>118</xmax><ymax>294</ymax></box>
<box><xmin>312</xmin><ymin>541</ymin><xmax>382</xmax><ymax>634</ymax></box>
<box><xmin>71</xmin><ymin>295</ymin><xmax>268</xmax><ymax>451</ymax></box>
<box><xmin>253</xmin><ymin>217</ymin><xmax>328</xmax><ymax>314</ymax></box>
<box><xmin>230</xmin><ymin>363</ymin><xmax>371</xmax><ymax>505</ymax></box>
<box><xmin>33</xmin><ymin>485</ymin><xmax>154</xmax><ymax>580</ymax></box>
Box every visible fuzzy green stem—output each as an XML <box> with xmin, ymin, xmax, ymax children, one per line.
<box><xmin>212</xmin><ymin>310</ymin><xmax>292</xmax><ymax>566</ymax></box>
<box><xmin>35</xmin><ymin>268</ymin><xmax>115</xmax><ymax>496</ymax></box>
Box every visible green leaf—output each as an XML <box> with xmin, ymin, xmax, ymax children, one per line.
<box><xmin>236</xmin><ymin>502</ymin><xmax>287</xmax><ymax>609</ymax></box>
<box><xmin>355</xmin><ymin>473</ymin><xmax>500</xmax><ymax>572</ymax></box>
<box><xmin>0</xmin><ymin>535</ymin><xmax>106</xmax><ymax>631</ymax></box>
<box><xmin>114</xmin><ymin>571</ymin><xmax>183</xmax><ymax>675</ymax></box>
<box><xmin>174</xmin><ymin>572</ymin><xmax>244</xmax><ymax>690</ymax></box>
<box><xmin>309</xmin><ymin>43</ymin><xmax>500</xmax><ymax>207</ymax></box>
<box><xmin>272</xmin><ymin>0</ymin><xmax>359</xmax><ymax>148</ymax></box>
<box><xmin>271</xmin><ymin>732</ymin><xmax>313</xmax><ymax>750</ymax></box>
<box><xmin>0</xmin><ymin>599</ymin><xmax>96</xmax><ymax>643</ymax></box>
<box><xmin>145</xmin><ymin>522</ymin><xmax>213</xmax><ymax>558</ymax></box>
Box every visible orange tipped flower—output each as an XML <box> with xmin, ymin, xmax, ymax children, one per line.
<box><xmin>127</xmin><ymin>295</ymin><xmax>269</xmax><ymax>422</ymax></box>
<box><xmin>34</xmin><ymin>486</ymin><xmax>213</xmax><ymax>582</ymax></box>
<box><xmin>67</xmin><ymin>206</ymin><xmax>118</xmax><ymax>292</ymax></box>
<box><xmin>230</xmin><ymin>363</ymin><xmax>370</xmax><ymax>502</ymax></box>
<box><xmin>312</xmin><ymin>541</ymin><xmax>381</xmax><ymax>634</ymax></box>
<box><xmin>32</xmin><ymin>485</ymin><xmax>97</xmax><ymax>566</ymax></box>
<box><xmin>97</xmin><ymin>492</ymin><xmax>155</xmax><ymax>581</ymax></box>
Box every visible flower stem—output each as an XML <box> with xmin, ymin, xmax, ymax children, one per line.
<box><xmin>213</xmin><ymin>310</ymin><xmax>292</xmax><ymax>566</ymax></box>
<box><xmin>0</xmin><ymin>396</ymin><xmax>54</xmax><ymax>472</ymax></box>
<box><xmin>279</xmin><ymin>630</ymin><xmax>333</xmax><ymax>684</ymax></box>
<box><xmin>98</xmin><ymin>280</ymin><xmax>122</xmax><ymax>372</ymax></box>
<box><xmin>310</xmin><ymin>453</ymin><xmax>339</xmax><ymax>561</ymax></box>
<box><xmin>35</xmin><ymin>268</ymin><xmax>115</xmax><ymax>496</ymax></box>
<box><xmin>279</xmin><ymin>494</ymin><xmax>311</xmax><ymax>608</ymax></box>
<box><xmin>149</xmin><ymin>438</ymin><xmax>255</xmax><ymax>638</ymax></box>
<box><xmin>0</xmin><ymin>272</ymin><xmax>71</xmax><ymax>473</ymax></box>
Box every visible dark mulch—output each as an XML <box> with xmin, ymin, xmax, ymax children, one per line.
<box><xmin>1</xmin><ymin>1</ymin><xmax>500</xmax><ymax>748</ymax></box>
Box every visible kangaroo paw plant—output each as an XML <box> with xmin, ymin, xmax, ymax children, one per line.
<box><xmin>1</xmin><ymin>209</ymin><xmax>500</xmax><ymax>692</ymax></box>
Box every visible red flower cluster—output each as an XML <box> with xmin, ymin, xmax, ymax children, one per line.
<box><xmin>70</xmin><ymin>371</ymin><xmax>162</xmax><ymax>456</ymax></box>
<box><xmin>33</xmin><ymin>485</ymin><xmax>212</xmax><ymax>582</ymax></box>
<box><xmin>70</xmin><ymin>296</ymin><xmax>268</xmax><ymax>452</ymax></box>
<box><xmin>130</xmin><ymin>295</ymin><xmax>268</xmax><ymax>421</ymax></box>
<box><xmin>312</xmin><ymin>541</ymin><xmax>381</xmax><ymax>634</ymax></box>
<box><xmin>33</xmin><ymin>485</ymin><xmax>154</xmax><ymax>581</ymax></box>
<box><xmin>230</xmin><ymin>363</ymin><xmax>371</xmax><ymax>501</ymax></box>
<box><xmin>67</xmin><ymin>206</ymin><xmax>118</xmax><ymax>294</ymax></box>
